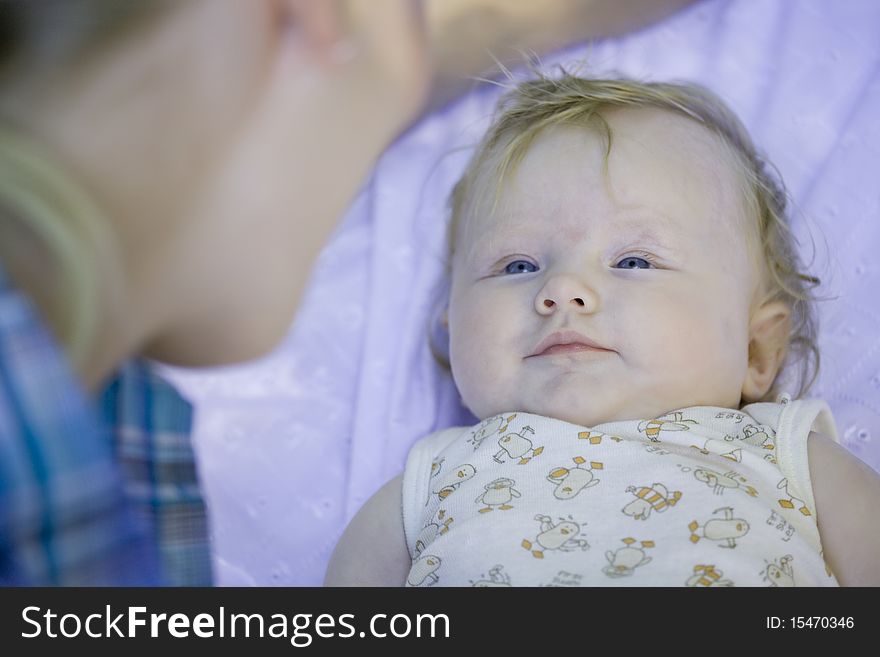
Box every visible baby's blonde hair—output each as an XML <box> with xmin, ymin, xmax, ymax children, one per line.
<box><xmin>437</xmin><ymin>71</ymin><xmax>824</xmax><ymax>405</ymax></box>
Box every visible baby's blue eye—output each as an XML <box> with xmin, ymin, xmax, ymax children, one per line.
<box><xmin>503</xmin><ymin>260</ymin><xmax>538</xmax><ymax>274</ymax></box>
<box><xmin>616</xmin><ymin>256</ymin><xmax>652</xmax><ymax>269</ymax></box>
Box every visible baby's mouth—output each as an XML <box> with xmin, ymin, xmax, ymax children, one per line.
<box><xmin>528</xmin><ymin>329</ymin><xmax>615</xmax><ymax>358</ymax></box>
<box><xmin>526</xmin><ymin>330</ymin><xmax>614</xmax><ymax>358</ymax></box>
<box><xmin>534</xmin><ymin>343</ymin><xmax>613</xmax><ymax>356</ymax></box>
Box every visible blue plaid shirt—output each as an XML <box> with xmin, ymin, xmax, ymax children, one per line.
<box><xmin>0</xmin><ymin>265</ymin><xmax>212</xmax><ymax>586</ymax></box>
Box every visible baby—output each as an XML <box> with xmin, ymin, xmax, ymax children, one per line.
<box><xmin>325</xmin><ymin>73</ymin><xmax>880</xmax><ymax>586</ymax></box>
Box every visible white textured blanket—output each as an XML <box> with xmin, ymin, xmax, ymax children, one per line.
<box><xmin>163</xmin><ymin>0</ymin><xmax>880</xmax><ymax>585</ymax></box>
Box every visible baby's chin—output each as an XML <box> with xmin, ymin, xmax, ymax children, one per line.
<box><xmin>474</xmin><ymin>397</ymin><xmax>629</xmax><ymax>429</ymax></box>
<box><xmin>472</xmin><ymin>392</ymin><xmax>689</xmax><ymax>427</ymax></box>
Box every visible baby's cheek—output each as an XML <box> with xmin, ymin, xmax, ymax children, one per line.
<box><xmin>454</xmin><ymin>339</ymin><xmax>491</xmax><ymax>400</ymax></box>
<box><xmin>638</xmin><ymin>310</ymin><xmax>714</xmax><ymax>370</ymax></box>
<box><xmin>452</xmin><ymin>345</ymin><xmax>495</xmax><ymax>418</ymax></box>
<box><xmin>652</xmin><ymin>305</ymin><xmax>742</xmax><ymax>385</ymax></box>
<box><xmin>449</xmin><ymin>308</ymin><xmax>510</xmax><ymax>418</ymax></box>
<box><xmin>644</xmin><ymin>318</ymin><xmax>706</xmax><ymax>358</ymax></box>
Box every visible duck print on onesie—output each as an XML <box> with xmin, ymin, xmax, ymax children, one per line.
<box><xmin>475</xmin><ymin>478</ymin><xmax>521</xmax><ymax>512</ymax></box>
<box><xmin>494</xmin><ymin>425</ymin><xmax>544</xmax><ymax>465</ymax></box>
<box><xmin>622</xmin><ymin>482</ymin><xmax>682</xmax><ymax>520</ymax></box>
<box><xmin>638</xmin><ymin>411</ymin><xmax>698</xmax><ymax>442</ymax></box>
<box><xmin>689</xmin><ymin>507</ymin><xmax>750</xmax><ymax>548</ymax></box>
<box><xmin>468</xmin><ymin>414</ymin><xmax>517</xmax><ymax>451</ymax></box>
<box><xmin>407</xmin><ymin>555</ymin><xmax>442</xmax><ymax>587</ymax></box>
<box><xmin>414</xmin><ymin>508</ymin><xmax>453</xmax><ymax>556</ymax></box>
<box><xmin>521</xmin><ymin>514</ymin><xmax>590</xmax><ymax>558</ymax></box>
<box><xmin>432</xmin><ymin>464</ymin><xmax>476</xmax><ymax>502</ymax></box>
<box><xmin>546</xmin><ymin>456</ymin><xmax>603</xmax><ymax>500</ymax></box>
<box><xmin>693</xmin><ymin>468</ymin><xmax>758</xmax><ymax>497</ymax></box>
<box><xmin>470</xmin><ymin>565</ymin><xmax>512</xmax><ymax>587</ymax></box>
<box><xmin>603</xmin><ymin>538</ymin><xmax>655</xmax><ymax>578</ymax></box>
<box><xmin>685</xmin><ymin>564</ymin><xmax>735</xmax><ymax>587</ymax></box>
<box><xmin>762</xmin><ymin>555</ymin><xmax>796</xmax><ymax>586</ymax></box>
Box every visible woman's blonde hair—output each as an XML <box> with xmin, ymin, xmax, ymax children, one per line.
<box><xmin>435</xmin><ymin>70</ymin><xmax>825</xmax><ymax>405</ymax></box>
<box><xmin>0</xmin><ymin>129</ymin><xmax>121</xmax><ymax>369</ymax></box>
<box><xmin>0</xmin><ymin>1</ymin><xmax>165</xmax><ymax>369</ymax></box>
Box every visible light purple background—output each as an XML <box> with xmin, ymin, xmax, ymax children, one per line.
<box><xmin>160</xmin><ymin>0</ymin><xmax>880</xmax><ymax>585</ymax></box>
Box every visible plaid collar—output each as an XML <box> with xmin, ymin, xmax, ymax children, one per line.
<box><xmin>0</xmin><ymin>264</ymin><xmax>212</xmax><ymax>585</ymax></box>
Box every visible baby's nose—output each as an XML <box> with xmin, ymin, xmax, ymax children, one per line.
<box><xmin>534</xmin><ymin>273</ymin><xmax>599</xmax><ymax>315</ymax></box>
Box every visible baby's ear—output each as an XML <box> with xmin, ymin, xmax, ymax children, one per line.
<box><xmin>741</xmin><ymin>301</ymin><xmax>791</xmax><ymax>403</ymax></box>
<box><xmin>428</xmin><ymin>305</ymin><xmax>451</xmax><ymax>369</ymax></box>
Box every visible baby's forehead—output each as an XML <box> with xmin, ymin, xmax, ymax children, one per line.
<box><xmin>460</xmin><ymin>110</ymin><xmax>749</xmax><ymax>247</ymax></box>
<box><xmin>609</xmin><ymin>105</ymin><xmax>735</xmax><ymax>157</ymax></box>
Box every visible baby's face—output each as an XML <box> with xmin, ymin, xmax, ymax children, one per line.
<box><xmin>448</xmin><ymin>108</ymin><xmax>761</xmax><ymax>426</ymax></box>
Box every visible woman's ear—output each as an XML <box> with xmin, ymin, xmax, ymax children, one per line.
<box><xmin>741</xmin><ymin>300</ymin><xmax>791</xmax><ymax>403</ymax></box>
<box><xmin>274</xmin><ymin>0</ymin><xmax>355</xmax><ymax>66</ymax></box>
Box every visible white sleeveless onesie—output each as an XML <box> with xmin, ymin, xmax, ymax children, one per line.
<box><xmin>401</xmin><ymin>394</ymin><xmax>839</xmax><ymax>587</ymax></box>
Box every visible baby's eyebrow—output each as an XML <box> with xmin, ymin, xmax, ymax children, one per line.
<box><xmin>465</xmin><ymin>212</ymin><xmax>686</xmax><ymax>262</ymax></box>
<box><xmin>616</xmin><ymin>226</ymin><xmax>676</xmax><ymax>247</ymax></box>
<box><xmin>610</xmin><ymin>215</ymin><xmax>685</xmax><ymax>250</ymax></box>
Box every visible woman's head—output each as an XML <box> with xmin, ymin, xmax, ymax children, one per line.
<box><xmin>0</xmin><ymin>0</ymin><xmax>375</xmax><ymax>387</ymax></box>
<box><xmin>0</xmin><ymin>0</ymin><xmax>170</xmax><ymax>373</ymax></box>
<box><xmin>439</xmin><ymin>72</ymin><xmax>822</xmax><ymax>424</ymax></box>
